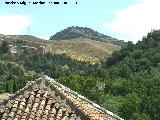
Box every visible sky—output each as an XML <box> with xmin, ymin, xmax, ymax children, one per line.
<box><xmin>0</xmin><ymin>0</ymin><xmax>160</xmax><ymax>43</ymax></box>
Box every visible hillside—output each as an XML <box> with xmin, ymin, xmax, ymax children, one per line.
<box><xmin>0</xmin><ymin>34</ymin><xmax>120</xmax><ymax>64</ymax></box>
<box><xmin>57</xmin><ymin>30</ymin><xmax>160</xmax><ymax>120</ymax></box>
<box><xmin>50</xmin><ymin>38</ymin><xmax>120</xmax><ymax>64</ymax></box>
<box><xmin>0</xmin><ymin>30</ymin><xmax>160</xmax><ymax>120</ymax></box>
<box><xmin>102</xmin><ymin>30</ymin><xmax>160</xmax><ymax>120</ymax></box>
<box><xmin>49</xmin><ymin>26</ymin><xmax>126</xmax><ymax>46</ymax></box>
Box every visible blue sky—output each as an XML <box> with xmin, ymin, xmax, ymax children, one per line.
<box><xmin>0</xmin><ymin>0</ymin><xmax>160</xmax><ymax>43</ymax></box>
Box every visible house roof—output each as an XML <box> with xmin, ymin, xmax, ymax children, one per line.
<box><xmin>0</xmin><ymin>75</ymin><xmax>123</xmax><ymax>120</ymax></box>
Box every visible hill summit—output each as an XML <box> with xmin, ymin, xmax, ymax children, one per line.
<box><xmin>49</xmin><ymin>26</ymin><xmax>125</xmax><ymax>46</ymax></box>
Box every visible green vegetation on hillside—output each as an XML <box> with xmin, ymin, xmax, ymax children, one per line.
<box><xmin>49</xmin><ymin>26</ymin><xmax>126</xmax><ymax>46</ymax></box>
<box><xmin>0</xmin><ymin>42</ymin><xmax>100</xmax><ymax>92</ymax></box>
<box><xmin>18</xmin><ymin>51</ymin><xmax>98</xmax><ymax>79</ymax></box>
<box><xmin>0</xmin><ymin>30</ymin><xmax>160</xmax><ymax>120</ymax></box>
<box><xmin>0</xmin><ymin>42</ymin><xmax>39</xmax><ymax>93</ymax></box>
<box><xmin>58</xmin><ymin>30</ymin><xmax>160</xmax><ymax>120</ymax></box>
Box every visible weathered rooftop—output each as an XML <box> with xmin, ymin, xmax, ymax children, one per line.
<box><xmin>0</xmin><ymin>75</ymin><xmax>123</xmax><ymax>120</ymax></box>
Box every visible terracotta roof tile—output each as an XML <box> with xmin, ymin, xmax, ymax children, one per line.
<box><xmin>0</xmin><ymin>75</ymin><xmax>123</xmax><ymax>120</ymax></box>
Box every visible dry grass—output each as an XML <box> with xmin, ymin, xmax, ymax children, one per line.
<box><xmin>49</xmin><ymin>38</ymin><xmax>120</xmax><ymax>63</ymax></box>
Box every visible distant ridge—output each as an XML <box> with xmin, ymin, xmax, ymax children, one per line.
<box><xmin>49</xmin><ymin>26</ymin><xmax>126</xmax><ymax>46</ymax></box>
<box><xmin>0</xmin><ymin>34</ymin><xmax>120</xmax><ymax>64</ymax></box>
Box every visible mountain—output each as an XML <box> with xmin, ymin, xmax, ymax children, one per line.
<box><xmin>49</xmin><ymin>26</ymin><xmax>126</xmax><ymax>46</ymax></box>
<box><xmin>0</xmin><ymin>34</ymin><xmax>120</xmax><ymax>64</ymax></box>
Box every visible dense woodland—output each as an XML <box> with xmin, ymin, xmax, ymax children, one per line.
<box><xmin>0</xmin><ymin>41</ymin><xmax>39</xmax><ymax>93</ymax></box>
<box><xmin>0</xmin><ymin>30</ymin><xmax>160</xmax><ymax>120</ymax></box>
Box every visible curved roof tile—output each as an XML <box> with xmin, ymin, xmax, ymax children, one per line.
<box><xmin>0</xmin><ymin>75</ymin><xmax>123</xmax><ymax>120</ymax></box>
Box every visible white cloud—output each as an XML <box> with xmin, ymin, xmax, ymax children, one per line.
<box><xmin>0</xmin><ymin>15</ymin><xmax>31</xmax><ymax>35</ymax></box>
<box><xmin>103</xmin><ymin>0</ymin><xmax>160</xmax><ymax>43</ymax></box>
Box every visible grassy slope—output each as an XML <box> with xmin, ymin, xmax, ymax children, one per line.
<box><xmin>50</xmin><ymin>38</ymin><xmax>121</xmax><ymax>63</ymax></box>
<box><xmin>0</xmin><ymin>35</ymin><xmax>120</xmax><ymax>64</ymax></box>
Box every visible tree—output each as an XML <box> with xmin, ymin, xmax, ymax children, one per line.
<box><xmin>0</xmin><ymin>41</ymin><xmax>9</xmax><ymax>53</ymax></box>
<box><xmin>13</xmin><ymin>79</ymin><xmax>17</xmax><ymax>93</ymax></box>
<box><xmin>5</xmin><ymin>82</ymin><xmax>9</xmax><ymax>93</ymax></box>
<box><xmin>119</xmin><ymin>93</ymin><xmax>141</xmax><ymax>120</ymax></box>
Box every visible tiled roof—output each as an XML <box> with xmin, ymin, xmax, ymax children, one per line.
<box><xmin>0</xmin><ymin>75</ymin><xmax>123</xmax><ymax>120</ymax></box>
